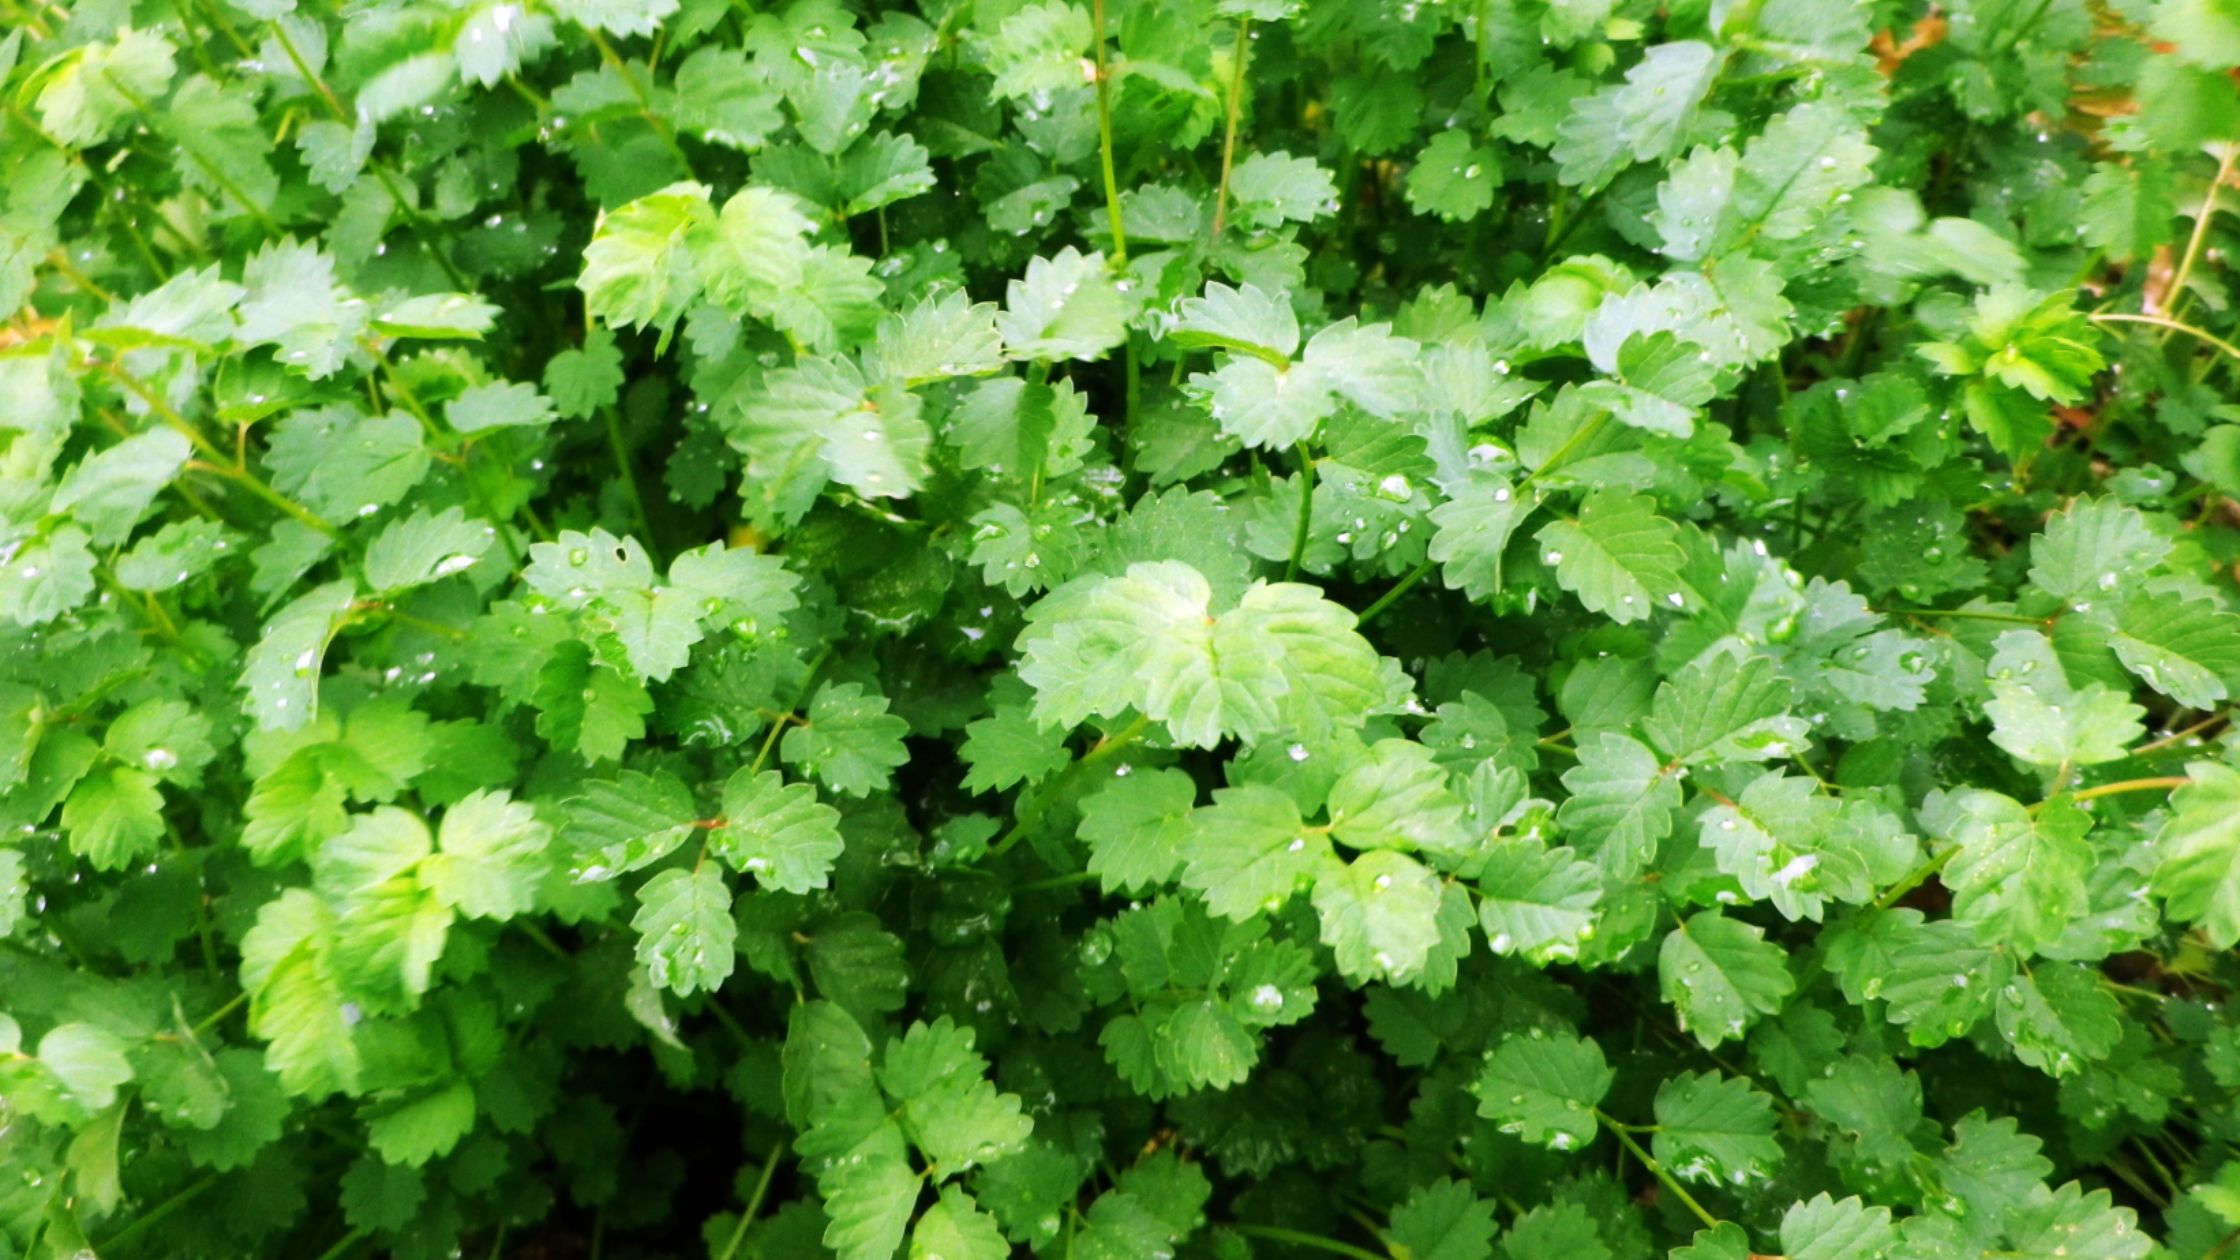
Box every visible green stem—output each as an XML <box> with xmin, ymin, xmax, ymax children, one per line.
<box><xmin>988</xmin><ymin>714</ymin><xmax>1152</xmax><ymax>857</ymax></box>
<box><xmin>101</xmin><ymin>72</ymin><xmax>280</xmax><ymax>232</ymax></box>
<box><xmin>189</xmin><ymin>992</ymin><xmax>248</xmax><ymax>1038</ymax></box>
<box><xmin>1888</xmin><ymin>605</ymin><xmax>2044</xmax><ymax>625</ymax></box>
<box><xmin>1285</xmin><ymin>441</ymin><xmax>1316</xmax><ymax>582</ymax></box>
<box><xmin>603</xmin><ymin>405</ymin><xmax>661</xmax><ymax>564</ymax></box>
<box><xmin>1223</xmin><ymin>1222</ymin><xmax>1388</xmax><ymax>1260</ymax></box>
<box><xmin>1090</xmin><ymin>0</ymin><xmax>1127</xmax><ymax>264</ymax></box>
<box><xmin>1210</xmin><ymin>15</ymin><xmax>1251</xmax><ymax>240</ymax></box>
<box><xmin>2162</xmin><ymin>147</ymin><xmax>2239</xmax><ymax>329</ymax></box>
<box><xmin>1356</xmin><ymin>558</ymin><xmax>1435</xmax><ymax>627</ymax></box>
<box><xmin>583</xmin><ymin>27</ymin><xmax>694</xmax><ymax>172</ymax></box>
<box><xmin>310</xmin><ymin>1227</ymin><xmax>371</xmax><ymax>1260</ymax></box>
<box><xmin>1595</xmin><ymin>1111</ymin><xmax>1721</xmax><ymax>1232</ymax></box>
<box><xmin>92</xmin><ymin>1174</ymin><xmax>220</xmax><ymax>1255</ymax></box>
<box><xmin>750</xmin><ymin>647</ymin><xmax>835</xmax><ymax>777</ymax></box>
<box><xmin>1874</xmin><ymin>848</ymin><xmax>1954</xmax><ymax>909</ymax></box>
<box><xmin>2050</xmin><ymin>776</ymin><xmax>2189</xmax><ymax>809</ymax></box>
<box><xmin>1015</xmin><ymin>869</ymin><xmax>1101</xmax><ymax>894</ymax></box>
<box><xmin>2091</xmin><ymin>312</ymin><xmax>2240</xmax><ymax>368</ymax></box>
<box><xmin>713</xmin><ymin>1139</ymin><xmax>789</xmax><ymax>1260</ymax></box>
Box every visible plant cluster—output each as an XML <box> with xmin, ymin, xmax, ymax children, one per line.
<box><xmin>4</xmin><ymin>0</ymin><xmax>2240</xmax><ymax>1255</ymax></box>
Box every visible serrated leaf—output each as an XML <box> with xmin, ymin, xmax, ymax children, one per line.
<box><xmin>1536</xmin><ymin>490</ymin><xmax>1685</xmax><ymax>623</ymax></box>
<box><xmin>632</xmin><ymin>865</ymin><xmax>737</xmax><ymax>996</ymax></box>
<box><xmin>713</xmin><ymin>768</ymin><xmax>844</xmax><ymax>893</ymax></box>
<box><xmin>1653</xmin><ymin>1071</ymin><xmax>1781</xmax><ymax>1185</ymax></box>
<box><xmin>1472</xmin><ymin>1029</ymin><xmax>1610</xmax><ymax>1151</ymax></box>
<box><xmin>1659</xmin><ymin>912</ymin><xmax>1794</xmax><ymax>1047</ymax></box>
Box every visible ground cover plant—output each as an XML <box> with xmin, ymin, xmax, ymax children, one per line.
<box><xmin>5</xmin><ymin>0</ymin><xmax>2240</xmax><ymax>1253</ymax></box>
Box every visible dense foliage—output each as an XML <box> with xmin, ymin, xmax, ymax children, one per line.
<box><xmin>5</xmin><ymin>0</ymin><xmax>2240</xmax><ymax>1253</ymax></box>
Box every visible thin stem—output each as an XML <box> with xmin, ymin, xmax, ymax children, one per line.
<box><xmin>101</xmin><ymin>72</ymin><xmax>281</xmax><ymax>232</ymax></box>
<box><xmin>310</xmin><ymin>1228</ymin><xmax>370</xmax><ymax>1260</ymax></box>
<box><xmin>750</xmin><ymin>647</ymin><xmax>834</xmax><ymax>777</ymax></box>
<box><xmin>1222</xmin><ymin>1223</ymin><xmax>1387</xmax><ymax>1260</ymax></box>
<box><xmin>2162</xmin><ymin>146</ymin><xmax>2238</xmax><ymax>327</ymax></box>
<box><xmin>92</xmin><ymin>1174</ymin><xmax>220</xmax><ymax>1255</ymax></box>
<box><xmin>603</xmin><ymin>405</ymin><xmax>661</xmax><ymax>564</ymax></box>
<box><xmin>1209</xmin><ymin>15</ymin><xmax>1251</xmax><ymax>240</ymax></box>
<box><xmin>2091</xmin><ymin>313</ymin><xmax>2240</xmax><ymax>367</ymax></box>
<box><xmin>1015</xmin><ymin>869</ymin><xmax>1101</xmax><ymax>894</ymax></box>
<box><xmin>1874</xmin><ymin>848</ymin><xmax>1954</xmax><ymax>909</ymax></box>
<box><xmin>2054</xmin><ymin>776</ymin><xmax>2189</xmax><ymax>808</ymax></box>
<box><xmin>188</xmin><ymin>992</ymin><xmax>248</xmax><ymax>1037</ymax></box>
<box><xmin>988</xmin><ymin>714</ymin><xmax>1153</xmax><ymax>857</ymax></box>
<box><xmin>265</xmin><ymin>20</ymin><xmax>472</xmax><ymax>290</ymax></box>
<box><xmin>1090</xmin><ymin>0</ymin><xmax>1127</xmax><ymax>264</ymax></box>
<box><xmin>713</xmin><ymin>1138</ymin><xmax>789</xmax><ymax>1260</ymax></box>
<box><xmin>583</xmin><ymin>27</ymin><xmax>694</xmax><ymax>172</ymax></box>
<box><xmin>1888</xmin><ymin>605</ymin><xmax>2045</xmax><ymax>626</ymax></box>
<box><xmin>1595</xmin><ymin>1111</ymin><xmax>1721</xmax><ymax>1232</ymax></box>
<box><xmin>2134</xmin><ymin>712</ymin><xmax>2228</xmax><ymax>757</ymax></box>
<box><xmin>1285</xmin><ymin>441</ymin><xmax>1316</xmax><ymax>582</ymax></box>
<box><xmin>1357</xmin><ymin>558</ymin><xmax>1435</xmax><ymax>627</ymax></box>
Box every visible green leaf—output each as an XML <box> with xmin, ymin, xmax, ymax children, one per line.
<box><xmin>38</xmin><ymin>1024</ymin><xmax>135</xmax><ymax>1115</ymax></box>
<box><xmin>1178</xmin><ymin>783</ymin><xmax>1331</xmax><ymax>919</ymax></box>
<box><xmin>1659</xmin><ymin>912</ymin><xmax>1794</xmax><ymax>1047</ymax></box>
<box><xmin>1780</xmin><ymin>1194</ymin><xmax>1895</xmax><ymax>1260</ymax></box>
<box><xmin>1476</xmin><ymin>843</ymin><xmax>1601</xmax><ymax>964</ymax></box>
<box><xmin>61</xmin><ymin>764</ymin><xmax>166</xmax><ymax>871</ymax></box>
<box><xmin>1939</xmin><ymin>789</ymin><xmax>2091</xmax><ymax>952</ymax></box>
<box><xmin>1983</xmin><ymin>631</ymin><xmax>2144</xmax><ymax>766</ymax></box>
<box><xmin>1535</xmin><ymin>490</ymin><xmax>1686</xmax><ymax>624</ymax></box>
<box><xmin>910</xmin><ymin>1186</ymin><xmax>1010</xmax><ymax>1260</ymax></box>
<box><xmin>423</xmin><ymin>788</ymin><xmax>550</xmax><ymax>920</ymax></box>
<box><xmin>713</xmin><ymin>768</ymin><xmax>844</xmax><ymax>893</ymax></box>
<box><xmin>1406</xmin><ymin>130</ymin><xmax>1501</xmax><ymax>223</ymax></box>
<box><xmin>2027</xmin><ymin>498</ymin><xmax>2171</xmax><ymax>603</ymax></box>
<box><xmin>982</xmin><ymin>1</ymin><xmax>1092</xmax><ymax>98</ymax></box>
<box><xmin>1327</xmin><ymin>738</ymin><xmax>1470</xmax><ymax>854</ymax></box>
<box><xmin>240</xmin><ymin>580</ymin><xmax>358</xmax><ymax>731</ymax></box>
<box><xmin>364</xmin><ymin>1080</ymin><xmax>477</xmax><ymax>1167</ymax></box>
<box><xmin>1646</xmin><ymin>652</ymin><xmax>1811</xmax><ymax>766</ymax></box>
<box><xmin>1312</xmin><ymin>849</ymin><xmax>1444</xmax><ymax>984</ymax></box>
<box><xmin>781</xmin><ymin>683</ymin><xmax>910</xmax><ymax>797</ymax></box>
<box><xmin>1652</xmin><ymin>1071</ymin><xmax>1781</xmax><ymax>1185</ymax></box>
<box><xmin>1226</xmin><ymin>152</ymin><xmax>1340</xmax><ymax>232</ymax></box>
<box><xmin>2110</xmin><ymin>586</ymin><xmax>2240</xmax><ymax>708</ymax></box>
<box><xmin>1079</xmin><ymin>767</ymin><xmax>1196</xmax><ymax>894</ymax></box>
<box><xmin>1557</xmin><ymin>732</ymin><xmax>1680</xmax><ymax>876</ymax></box>
<box><xmin>1388</xmin><ymin>1178</ymin><xmax>1498</xmax><ymax>1260</ymax></box>
<box><xmin>879</xmin><ymin>1016</ymin><xmax>1035</xmax><ymax>1170</ymax></box>
<box><xmin>578</xmin><ymin>181</ymin><xmax>713</xmax><ymax>334</ymax></box>
<box><xmin>2152</xmin><ymin>762</ymin><xmax>2240</xmax><ymax>947</ymax></box>
<box><xmin>1018</xmin><ymin>562</ymin><xmax>1384</xmax><ymax>748</ymax></box>
<box><xmin>1471</xmin><ymin>1029</ymin><xmax>1611</xmax><ymax>1151</ymax></box>
<box><xmin>632</xmin><ymin>865</ymin><xmax>737</xmax><ymax>996</ymax></box>
<box><xmin>362</xmin><ymin>506</ymin><xmax>495</xmax><ymax>593</ymax></box>
<box><xmin>560</xmin><ymin>770</ymin><xmax>698</xmax><ymax>880</ymax></box>
<box><xmin>1430</xmin><ymin>473</ymin><xmax>1533</xmax><ymax>602</ymax></box>
<box><xmin>1995</xmin><ymin>963</ymin><xmax>2121</xmax><ymax>1076</ymax></box>
<box><xmin>998</xmin><ymin>247</ymin><xmax>1131</xmax><ymax>362</ymax></box>
<box><xmin>1554</xmin><ymin>41</ymin><xmax>1723</xmax><ymax>190</ymax></box>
